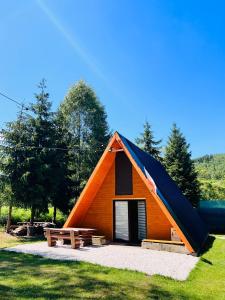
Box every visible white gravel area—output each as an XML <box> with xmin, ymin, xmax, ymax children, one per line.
<box><xmin>5</xmin><ymin>242</ymin><xmax>199</xmax><ymax>281</ymax></box>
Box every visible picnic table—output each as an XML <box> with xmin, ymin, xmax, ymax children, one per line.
<box><xmin>17</xmin><ymin>222</ymin><xmax>55</xmax><ymax>226</ymax></box>
<box><xmin>44</xmin><ymin>227</ymin><xmax>96</xmax><ymax>249</ymax></box>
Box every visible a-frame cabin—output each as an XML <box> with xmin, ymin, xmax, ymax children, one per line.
<box><xmin>64</xmin><ymin>132</ymin><xmax>208</xmax><ymax>255</ymax></box>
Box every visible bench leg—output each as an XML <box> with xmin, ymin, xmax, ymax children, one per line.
<box><xmin>47</xmin><ymin>237</ymin><xmax>56</xmax><ymax>247</ymax></box>
<box><xmin>46</xmin><ymin>228</ymin><xmax>56</xmax><ymax>247</ymax></box>
<box><xmin>70</xmin><ymin>231</ymin><xmax>80</xmax><ymax>249</ymax></box>
<box><xmin>70</xmin><ymin>230</ymin><xmax>76</xmax><ymax>249</ymax></box>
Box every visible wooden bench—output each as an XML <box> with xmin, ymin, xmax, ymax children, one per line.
<box><xmin>92</xmin><ymin>235</ymin><xmax>106</xmax><ymax>246</ymax></box>
<box><xmin>141</xmin><ymin>239</ymin><xmax>189</xmax><ymax>254</ymax></box>
<box><xmin>143</xmin><ymin>239</ymin><xmax>184</xmax><ymax>245</ymax></box>
<box><xmin>45</xmin><ymin>228</ymin><xmax>81</xmax><ymax>249</ymax></box>
<box><xmin>77</xmin><ymin>228</ymin><xmax>96</xmax><ymax>246</ymax></box>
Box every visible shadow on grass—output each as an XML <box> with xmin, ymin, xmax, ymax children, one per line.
<box><xmin>198</xmin><ymin>235</ymin><xmax>215</xmax><ymax>266</ymax></box>
<box><xmin>147</xmin><ymin>285</ymin><xmax>193</xmax><ymax>300</ymax></box>
<box><xmin>200</xmin><ymin>257</ymin><xmax>213</xmax><ymax>265</ymax></box>
<box><xmin>0</xmin><ymin>250</ymin><xmax>193</xmax><ymax>300</ymax></box>
<box><xmin>200</xmin><ymin>235</ymin><xmax>215</xmax><ymax>256</ymax></box>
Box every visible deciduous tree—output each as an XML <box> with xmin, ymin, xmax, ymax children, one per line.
<box><xmin>59</xmin><ymin>80</ymin><xmax>110</xmax><ymax>198</ymax></box>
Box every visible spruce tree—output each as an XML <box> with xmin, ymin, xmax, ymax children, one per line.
<box><xmin>0</xmin><ymin>107</ymin><xmax>29</xmax><ymax>230</ymax></box>
<box><xmin>1</xmin><ymin>81</ymin><xmax>73</xmax><ymax>225</ymax></box>
<box><xmin>14</xmin><ymin>79</ymin><xmax>56</xmax><ymax>223</ymax></box>
<box><xmin>136</xmin><ymin>121</ymin><xmax>162</xmax><ymax>161</ymax></box>
<box><xmin>163</xmin><ymin>124</ymin><xmax>200</xmax><ymax>207</ymax></box>
<box><xmin>59</xmin><ymin>80</ymin><xmax>110</xmax><ymax>197</ymax></box>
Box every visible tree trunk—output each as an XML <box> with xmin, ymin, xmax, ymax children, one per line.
<box><xmin>0</xmin><ymin>205</ymin><xmax>2</xmax><ymax>217</ymax></box>
<box><xmin>53</xmin><ymin>206</ymin><xmax>57</xmax><ymax>224</ymax></box>
<box><xmin>6</xmin><ymin>205</ymin><xmax>12</xmax><ymax>233</ymax></box>
<box><xmin>30</xmin><ymin>206</ymin><xmax>35</xmax><ymax>226</ymax></box>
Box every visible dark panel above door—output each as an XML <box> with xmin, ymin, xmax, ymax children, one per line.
<box><xmin>115</xmin><ymin>152</ymin><xmax>133</xmax><ymax>195</ymax></box>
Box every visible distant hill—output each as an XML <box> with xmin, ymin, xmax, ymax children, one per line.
<box><xmin>194</xmin><ymin>154</ymin><xmax>225</xmax><ymax>200</ymax></box>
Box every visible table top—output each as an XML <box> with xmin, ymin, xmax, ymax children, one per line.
<box><xmin>18</xmin><ymin>222</ymin><xmax>55</xmax><ymax>224</ymax></box>
<box><xmin>44</xmin><ymin>227</ymin><xmax>96</xmax><ymax>232</ymax></box>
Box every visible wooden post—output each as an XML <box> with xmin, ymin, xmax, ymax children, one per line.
<box><xmin>30</xmin><ymin>206</ymin><xmax>35</xmax><ymax>226</ymax></box>
<box><xmin>70</xmin><ymin>230</ymin><xmax>76</xmax><ymax>249</ymax></box>
<box><xmin>46</xmin><ymin>228</ymin><xmax>51</xmax><ymax>246</ymax></box>
<box><xmin>46</xmin><ymin>228</ymin><xmax>56</xmax><ymax>247</ymax></box>
<box><xmin>53</xmin><ymin>206</ymin><xmax>57</xmax><ymax>224</ymax></box>
<box><xmin>6</xmin><ymin>205</ymin><xmax>12</xmax><ymax>233</ymax></box>
<box><xmin>27</xmin><ymin>225</ymin><xmax>35</xmax><ymax>237</ymax></box>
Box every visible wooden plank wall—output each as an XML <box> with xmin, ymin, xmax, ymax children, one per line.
<box><xmin>79</xmin><ymin>160</ymin><xmax>172</xmax><ymax>241</ymax></box>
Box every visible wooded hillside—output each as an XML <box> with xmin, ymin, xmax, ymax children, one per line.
<box><xmin>194</xmin><ymin>154</ymin><xmax>225</xmax><ymax>200</ymax></box>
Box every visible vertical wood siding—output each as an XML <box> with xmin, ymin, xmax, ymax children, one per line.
<box><xmin>79</xmin><ymin>160</ymin><xmax>172</xmax><ymax>240</ymax></box>
<box><xmin>137</xmin><ymin>201</ymin><xmax>147</xmax><ymax>240</ymax></box>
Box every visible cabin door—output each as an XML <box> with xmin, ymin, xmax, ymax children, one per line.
<box><xmin>114</xmin><ymin>200</ymin><xmax>146</xmax><ymax>243</ymax></box>
<box><xmin>114</xmin><ymin>201</ymin><xmax>129</xmax><ymax>241</ymax></box>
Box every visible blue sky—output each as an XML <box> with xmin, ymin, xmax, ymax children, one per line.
<box><xmin>0</xmin><ymin>0</ymin><xmax>225</xmax><ymax>158</ymax></box>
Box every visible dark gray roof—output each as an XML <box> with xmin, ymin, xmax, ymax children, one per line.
<box><xmin>119</xmin><ymin>132</ymin><xmax>208</xmax><ymax>253</ymax></box>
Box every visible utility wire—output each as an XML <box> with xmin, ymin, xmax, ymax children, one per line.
<box><xmin>0</xmin><ymin>91</ymin><xmax>29</xmax><ymax>111</ymax></box>
<box><xmin>0</xmin><ymin>90</ymin><xmax>34</xmax><ymax>118</ymax></box>
<box><xmin>0</xmin><ymin>91</ymin><xmax>107</xmax><ymax>152</ymax></box>
<box><xmin>0</xmin><ymin>91</ymin><xmax>39</xmax><ymax>120</ymax></box>
<box><xmin>0</xmin><ymin>144</ymin><xmax>105</xmax><ymax>151</ymax></box>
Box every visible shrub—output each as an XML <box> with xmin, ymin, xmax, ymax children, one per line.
<box><xmin>0</xmin><ymin>206</ymin><xmax>67</xmax><ymax>226</ymax></box>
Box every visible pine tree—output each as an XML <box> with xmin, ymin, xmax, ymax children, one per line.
<box><xmin>0</xmin><ymin>107</ymin><xmax>29</xmax><ymax>230</ymax></box>
<box><xmin>163</xmin><ymin>124</ymin><xmax>200</xmax><ymax>207</ymax></box>
<box><xmin>21</xmin><ymin>79</ymin><xmax>56</xmax><ymax>223</ymax></box>
<box><xmin>1</xmin><ymin>79</ymin><xmax>55</xmax><ymax>224</ymax></box>
<box><xmin>0</xmin><ymin>80</ymin><xmax>74</xmax><ymax>226</ymax></box>
<box><xmin>59</xmin><ymin>80</ymin><xmax>110</xmax><ymax>197</ymax></box>
<box><xmin>136</xmin><ymin>121</ymin><xmax>162</xmax><ymax>161</ymax></box>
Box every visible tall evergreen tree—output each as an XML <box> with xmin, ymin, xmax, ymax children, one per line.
<box><xmin>1</xmin><ymin>81</ymin><xmax>74</xmax><ymax>226</ymax></box>
<box><xmin>163</xmin><ymin>124</ymin><xmax>200</xmax><ymax>207</ymax></box>
<box><xmin>59</xmin><ymin>80</ymin><xmax>110</xmax><ymax>197</ymax></box>
<box><xmin>0</xmin><ymin>107</ymin><xmax>29</xmax><ymax>230</ymax></box>
<box><xmin>22</xmin><ymin>79</ymin><xmax>56</xmax><ymax>223</ymax></box>
<box><xmin>136</xmin><ymin>121</ymin><xmax>162</xmax><ymax>161</ymax></box>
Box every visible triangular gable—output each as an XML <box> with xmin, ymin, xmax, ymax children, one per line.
<box><xmin>64</xmin><ymin>132</ymin><xmax>208</xmax><ymax>254</ymax></box>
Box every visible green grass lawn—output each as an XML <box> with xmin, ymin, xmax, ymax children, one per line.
<box><xmin>0</xmin><ymin>228</ymin><xmax>225</xmax><ymax>299</ymax></box>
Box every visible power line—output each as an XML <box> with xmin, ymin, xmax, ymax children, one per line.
<box><xmin>0</xmin><ymin>91</ymin><xmax>108</xmax><ymax>152</ymax></box>
<box><xmin>0</xmin><ymin>91</ymin><xmax>29</xmax><ymax>111</ymax></box>
<box><xmin>0</xmin><ymin>91</ymin><xmax>35</xmax><ymax>121</ymax></box>
<box><xmin>0</xmin><ymin>144</ymin><xmax>105</xmax><ymax>152</ymax></box>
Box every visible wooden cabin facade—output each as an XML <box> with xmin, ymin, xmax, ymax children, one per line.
<box><xmin>76</xmin><ymin>154</ymin><xmax>172</xmax><ymax>242</ymax></box>
<box><xmin>64</xmin><ymin>132</ymin><xmax>208</xmax><ymax>255</ymax></box>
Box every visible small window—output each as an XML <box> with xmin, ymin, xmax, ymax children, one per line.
<box><xmin>115</xmin><ymin>152</ymin><xmax>133</xmax><ymax>195</ymax></box>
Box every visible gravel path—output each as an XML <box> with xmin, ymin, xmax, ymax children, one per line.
<box><xmin>5</xmin><ymin>242</ymin><xmax>199</xmax><ymax>281</ymax></box>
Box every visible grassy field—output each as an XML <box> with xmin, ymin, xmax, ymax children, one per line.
<box><xmin>0</xmin><ymin>229</ymin><xmax>225</xmax><ymax>299</ymax></box>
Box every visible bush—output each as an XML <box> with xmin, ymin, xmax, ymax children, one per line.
<box><xmin>0</xmin><ymin>215</ymin><xmax>7</xmax><ymax>226</ymax></box>
<box><xmin>0</xmin><ymin>206</ymin><xmax>67</xmax><ymax>226</ymax></box>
